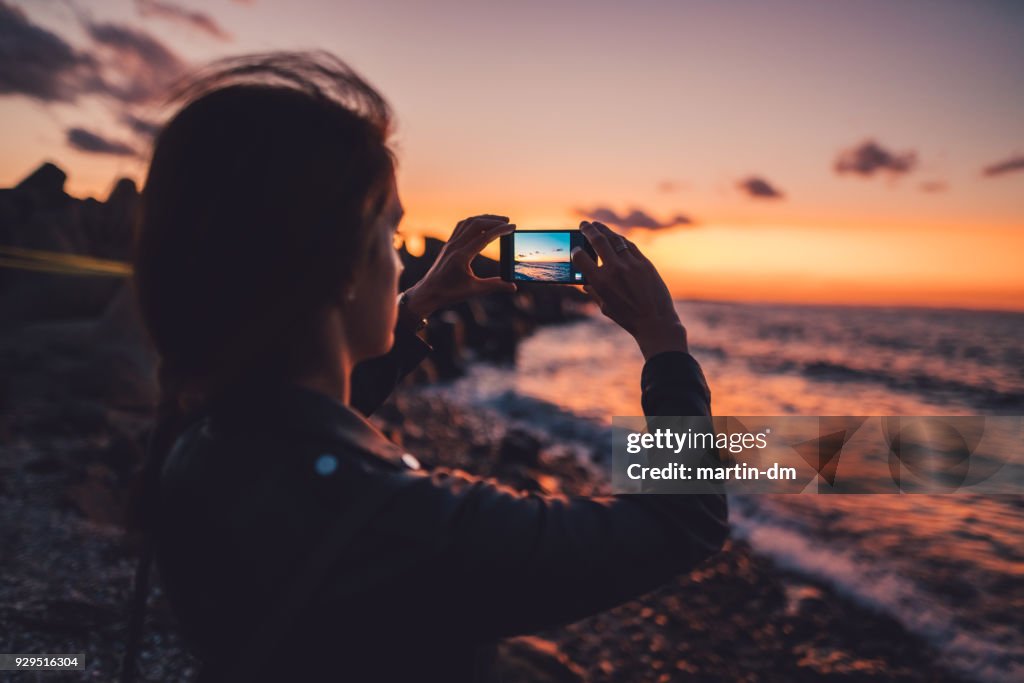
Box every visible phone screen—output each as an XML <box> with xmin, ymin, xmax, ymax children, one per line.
<box><xmin>508</xmin><ymin>230</ymin><xmax>591</xmax><ymax>284</ymax></box>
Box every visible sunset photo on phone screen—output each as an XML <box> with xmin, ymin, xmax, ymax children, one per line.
<box><xmin>513</xmin><ymin>232</ymin><xmax>571</xmax><ymax>282</ymax></box>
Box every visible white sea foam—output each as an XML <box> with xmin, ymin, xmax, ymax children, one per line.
<box><xmin>730</xmin><ymin>498</ymin><xmax>1024</xmax><ymax>683</ymax></box>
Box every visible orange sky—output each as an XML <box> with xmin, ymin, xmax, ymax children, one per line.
<box><xmin>1</xmin><ymin>0</ymin><xmax>1022</xmax><ymax>311</ymax></box>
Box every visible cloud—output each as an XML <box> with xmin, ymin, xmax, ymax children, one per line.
<box><xmin>981</xmin><ymin>155</ymin><xmax>1024</xmax><ymax>178</ymax></box>
<box><xmin>85</xmin><ymin>21</ymin><xmax>187</xmax><ymax>103</ymax></box>
<box><xmin>66</xmin><ymin>127</ymin><xmax>136</xmax><ymax>156</ymax></box>
<box><xmin>120</xmin><ymin>111</ymin><xmax>162</xmax><ymax>138</ymax></box>
<box><xmin>657</xmin><ymin>180</ymin><xmax>679</xmax><ymax>193</ymax></box>
<box><xmin>919</xmin><ymin>180</ymin><xmax>948</xmax><ymax>193</ymax></box>
<box><xmin>0</xmin><ymin>4</ymin><xmax>188</xmax><ymax>108</ymax></box>
<box><xmin>737</xmin><ymin>175</ymin><xmax>784</xmax><ymax>199</ymax></box>
<box><xmin>0</xmin><ymin>1</ymin><xmax>103</xmax><ymax>102</ymax></box>
<box><xmin>834</xmin><ymin>139</ymin><xmax>917</xmax><ymax>177</ymax></box>
<box><xmin>136</xmin><ymin>0</ymin><xmax>232</xmax><ymax>41</ymax></box>
<box><xmin>576</xmin><ymin>206</ymin><xmax>694</xmax><ymax>231</ymax></box>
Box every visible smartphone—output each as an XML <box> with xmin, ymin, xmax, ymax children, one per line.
<box><xmin>500</xmin><ymin>229</ymin><xmax>596</xmax><ymax>284</ymax></box>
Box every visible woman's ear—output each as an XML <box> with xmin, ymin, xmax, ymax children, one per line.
<box><xmin>340</xmin><ymin>257</ymin><xmax>369</xmax><ymax>306</ymax></box>
<box><xmin>337</xmin><ymin>273</ymin><xmax>359</xmax><ymax>305</ymax></box>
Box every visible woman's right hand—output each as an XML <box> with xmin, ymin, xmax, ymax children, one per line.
<box><xmin>571</xmin><ymin>221</ymin><xmax>689</xmax><ymax>361</ymax></box>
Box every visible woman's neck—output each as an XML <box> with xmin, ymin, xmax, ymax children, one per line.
<box><xmin>288</xmin><ymin>309</ymin><xmax>353</xmax><ymax>405</ymax></box>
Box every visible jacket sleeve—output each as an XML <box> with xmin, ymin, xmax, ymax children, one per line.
<box><xmin>350</xmin><ymin>351</ymin><xmax>729</xmax><ymax>639</ymax></box>
<box><xmin>349</xmin><ymin>324</ymin><xmax>431</xmax><ymax>416</ymax></box>
<box><xmin>640</xmin><ymin>351</ymin><xmax>713</xmax><ymax>417</ymax></box>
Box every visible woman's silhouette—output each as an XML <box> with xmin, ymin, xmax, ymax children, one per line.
<box><xmin>130</xmin><ymin>52</ymin><xmax>727</xmax><ymax>682</ymax></box>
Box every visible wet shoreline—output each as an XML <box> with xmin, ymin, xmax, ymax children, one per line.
<box><xmin>1</xmin><ymin>385</ymin><xmax>972</xmax><ymax>682</ymax></box>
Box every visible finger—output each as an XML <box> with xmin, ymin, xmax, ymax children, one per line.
<box><xmin>458</xmin><ymin>216</ymin><xmax>508</xmax><ymax>245</ymax></box>
<box><xmin>451</xmin><ymin>215</ymin><xmax>509</xmax><ymax>244</ymax></box>
<box><xmin>464</xmin><ymin>222</ymin><xmax>515</xmax><ymax>255</ymax></box>
<box><xmin>591</xmin><ymin>220</ymin><xmax>638</xmax><ymax>262</ymax></box>
<box><xmin>464</xmin><ymin>215</ymin><xmax>510</xmax><ymax>234</ymax></box>
<box><xmin>571</xmin><ymin>245</ymin><xmax>599</xmax><ymax>281</ymax></box>
<box><xmin>580</xmin><ymin>221</ymin><xmax>617</xmax><ymax>265</ymax></box>
<box><xmin>626</xmin><ymin>239</ymin><xmax>650</xmax><ymax>264</ymax></box>
<box><xmin>590</xmin><ymin>220</ymin><xmax>625</xmax><ymax>240</ymax></box>
<box><xmin>449</xmin><ymin>218</ymin><xmax>471</xmax><ymax>242</ymax></box>
<box><xmin>582</xmin><ymin>283</ymin><xmax>605</xmax><ymax>308</ymax></box>
<box><xmin>618</xmin><ymin>235</ymin><xmax>647</xmax><ymax>264</ymax></box>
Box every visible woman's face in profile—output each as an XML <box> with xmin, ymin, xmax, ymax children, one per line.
<box><xmin>344</xmin><ymin>177</ymin><xmax>404</xmax><ymax>362</ymax></box>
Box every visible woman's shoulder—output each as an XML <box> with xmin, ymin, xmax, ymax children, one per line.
<box><xmin>159</xmin><ymin>421</ymin><xmax>384</xmax><ymax>507</ymax></box>
<box><xmin>155</xmin><ymin>384</ymin><xmax>425</xmax><ymax>519</ymax></box>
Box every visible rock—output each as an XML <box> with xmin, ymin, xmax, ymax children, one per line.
<box><xmin>498</xmin><ymin>428</ymin><xmax>542</xmax><ymax>467</ymax></box>
<box><xmin>14</xmin><ymin>162</ymin><xmax>69</xmax><ymax>207</ymax></box>
<box><xmin>426</xmin><ymin>311</ymin><xmax>466</xmax><ymax>379</ymax></box>
<box><xmin>492</xmin><ymin>464</ymin><xmax>545</xmax><ymax>493</ymax></box>
<box><xmin>372</xmin><ymin>400</ymin><xmax>405</xmax><ymax>426</ymax></box>
<box><xmin>106</xmin><ymin>177</ymin><xmax>138</xmax><ymax>205</ymax></box>
<box><xmin>0</xmin><ymin>164</ymin><xmax>135</xmax><ymax>322</ymax></box>
<box><xmin>62</xmin><ymin>463</ymin><xmax>123</xmax><ymax>526</ymax></box>
<box><xmin>494</xmin><ymin>636</ymin><xmax>586</xmax><ymax>683</ymax></box>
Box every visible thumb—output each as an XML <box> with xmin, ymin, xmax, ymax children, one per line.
<box><xmin>571</xmin><ymin>246</ymin><xmax>598</xmax><ymax>281</ymax></box>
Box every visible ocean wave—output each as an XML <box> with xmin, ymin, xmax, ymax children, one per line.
<box><xmin>484</xmin><ymin>390</ymin><xmax>613</xmax><ymax>453</ymax></box>
<box><xmin>426</xmin><ymin>381</ymin><xmax>613</xmax><ymax>460</ymax></box>
<box><xmin>730</xmin><ymin>497</ymin><xmax>1024</xmax><ymax>683</ymax></box>
<box><xmin>740</xmin><ymin>356</ymin><xmax>1024</xmax><ymax>412</ymax></box>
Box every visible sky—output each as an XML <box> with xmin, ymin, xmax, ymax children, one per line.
<box><xmin>515</xmin><ymin>232</ymin><xmax>571</xmax><ymax>263</ymax></box>
<box><xmin>2</xmin><ymin>0</ymin><xmax>1023</xmax><ymax>310</ymax></box>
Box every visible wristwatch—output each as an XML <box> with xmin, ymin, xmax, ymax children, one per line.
<box><xmin>397</xmin><ymin>292</ymin><xmax>429</xmax><ymax>333</ymax></box>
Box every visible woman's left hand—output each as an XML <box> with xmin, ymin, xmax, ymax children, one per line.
<box><xmin>401</xmin><ymin>214</ymin><xmax>517</xmax><ymax>318</ymax></box>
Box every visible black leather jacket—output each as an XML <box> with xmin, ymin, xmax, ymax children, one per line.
<box><xmin>154</xmin><ymin>327</ymin><xmax>728</xmax><ymax>682</ymax></box>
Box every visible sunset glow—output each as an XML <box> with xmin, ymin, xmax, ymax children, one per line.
<box><xmin>2</xmin><ymin>0</ymin><xmax>1022</xmax><ymax>310</ymax></box>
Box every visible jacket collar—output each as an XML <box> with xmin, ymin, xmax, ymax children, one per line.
<box><xmin>206</xmin><ymin>381</ymin><xmax>420</xmax><ymax>472</ymax></box>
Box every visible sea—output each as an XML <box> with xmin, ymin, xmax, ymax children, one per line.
<box><xmin>428</xmin><ymin>300</ymin><xmax>1024</xmax><ymax>683</ymax></box>
<box><xmin>514</xmin><ymin>261</ymin><xmax>573</xmax><ymax>282</ymax></box>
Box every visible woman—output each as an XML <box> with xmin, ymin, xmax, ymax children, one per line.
<box><xmin>130</xmin><ymin>52</ymin><xmax>727</xmax><ymax>682</ymax></box>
